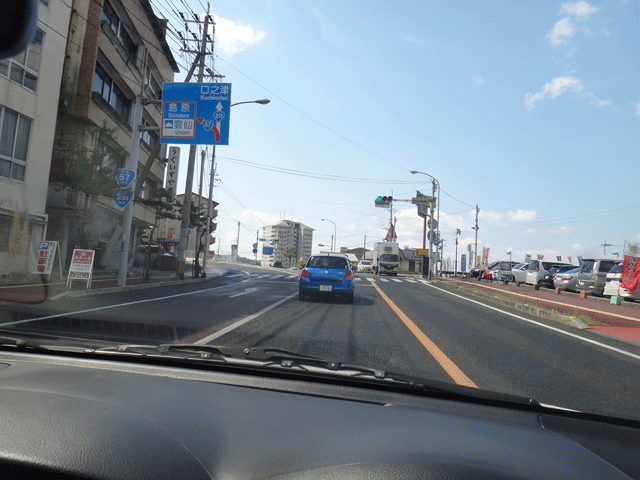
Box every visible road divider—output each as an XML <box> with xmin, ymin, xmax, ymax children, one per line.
<box><xmin>369</xmin><ymin>280</ymin><xmax>477</xmax><ymax>388</ymax></box>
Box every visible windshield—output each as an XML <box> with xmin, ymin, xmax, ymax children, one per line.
<box><xmin>1</xmin><ymin>0</ymin><xmax>638</xmax><ymax>423</ymax></box>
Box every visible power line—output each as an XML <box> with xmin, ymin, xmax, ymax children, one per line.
<box><xmin>217</xmin><ymin>155</ymin><xmax>418</xmax><ymax>184</ymax></box>
<box><xmin>215</xmin><ymin>55</ymin><xmax>408</xmax><ymax>171</ymax></box>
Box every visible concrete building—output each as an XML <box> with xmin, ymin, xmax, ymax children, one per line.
<box><xmin>46</xmin><ymin>0</ymin><xmax>179</xmax><ymax>270</ymax></box>
<box><xmin>0</xmin><ymin>0</ymin><xmax>72</xmax><ymax>281</ymax></box>
<box><xmin>262</xmin><ymin>220</ymin><xmax>313</xmax><ymax>268</ymax></box>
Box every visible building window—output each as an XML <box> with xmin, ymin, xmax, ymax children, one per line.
<box><xmin>140</xmin><ymin>118</ymin><xmax>158</xmax><ymax>148</ymax></box>
<box><xmin>92</xmin><ymin>63</ymin><xmax>132</xmax><ymax>123</ymax></box>
<box><xmin>102</xmin><ymin>0</ymin><xmax>138</xmax><ymax>61</ymax></box>
<box><xmin>0</xmin><ymin>30</ymin><xmax>43</xmax><ymax>92</ymax></box>
<box><xmin>0</xmin><ymin>106</ymin><xmax>31</xmax><ymax>182</ymax></box>
<box><xmin>0</xmin><ymin>215</ymin><xmax>12</xmax><ymax>251</ymax></box>
<box><xmin>144</xmin><ymin>56</ymin><xmax>162</xmax><ymax>100</ymax></box>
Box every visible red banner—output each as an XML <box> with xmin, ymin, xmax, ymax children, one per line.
<box><xmin>621</xmin><ymin>255</ymin><xmax>640</xmax><ymax>292</ymax></box>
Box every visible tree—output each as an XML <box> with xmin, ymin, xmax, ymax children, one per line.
<box><xmin>178</xmin><ymin>201</ymin><xmax>215</xmax><ymax>277</ymax></box>
<box><xmin>284</xmin><ymin>247</ymin><xmax>297</xmax><ymax>267</ymax></box>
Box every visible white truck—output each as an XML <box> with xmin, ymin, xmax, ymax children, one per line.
<box><xmin>372</xmin><ymin>241</ymin><xmax>400</xmax><ymax>276</ymax></box>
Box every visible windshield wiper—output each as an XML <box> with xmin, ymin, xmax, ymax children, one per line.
<box><xmin>92</xmin><ymin>344</ymin><xmax>539</xmax><ymax>408</ymax></box>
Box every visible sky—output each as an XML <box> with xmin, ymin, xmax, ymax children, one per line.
<box><xmin>154</xmin><ymin>0</ymin><xmax>640</xmax><ymax>266</ymax></box>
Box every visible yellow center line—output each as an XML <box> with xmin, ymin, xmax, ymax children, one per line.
<box><xmin>369</xmin><ymin>280</ymin><xmax>477</xmax><ymax>389</ymax></box>
<box><xmin>448</xmin><ymin>280</ymin><xmax>640</xmax><ymax>324</ymax></box>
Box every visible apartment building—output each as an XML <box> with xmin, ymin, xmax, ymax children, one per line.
<box><xmin>262</xmin><ymin>220</ymin><xmax>313</xmax><ymax>268</ymax></box>
<box><xmin>46</xmin><ymin>0</ymin><xmax>179</xmax><ymax>269</ymax></box>
<box><xmin>0</xmin><ymin>0</ymin><xmax>72</xmax><ymax>281</ymax></box>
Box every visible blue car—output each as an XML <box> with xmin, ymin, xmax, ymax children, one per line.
<box><xmin>299</xmin><ymin>254</ymin><xmax>355</xmax><ymax>303</ymax></box>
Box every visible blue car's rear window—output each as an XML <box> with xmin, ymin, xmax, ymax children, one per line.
<box><xmin>308</xmin><ymin>256</ymin><xmax>348</xmax><ymax>269</ymax></box>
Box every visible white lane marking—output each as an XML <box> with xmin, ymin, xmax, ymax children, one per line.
<box><xmin>392</xmin><ymin>278</ymin><xmax>403</xmax><ymax>283</ymax></box>
<box><xmin>227</xmin><ymin>274</ymin><xmax>246</xmax><ymax>278</ymax></box>
<box><xmin>426</xmin><ymin>283</ymin><xmax>640</xmax><ymax>362</ymax></box>
<box><xmin>230</xmin><ymin>287</ymin><xmax>259</xmax><ymax>298</ymax></box>
<box><xmin>419</xmin><ymin>280</ymin><xmax>431</xmax><ymax>284</ymax></box>
<box><xmin>379</xmin><ymin>278</ymin><xmax>389</xmax><ymax>282</ymax></box>
<box><xmin>404</xmin><ymin>279</ymin><xmax>417</xmax><ymax>283</ymax></box>
<box><xmin>272</xmin><ymin>275</ymin><xmax>284</xmax><ymax>279</ymax></box>
<box><xmin>194</xmin><ymin>292</ymin><xmax>298</xmax><ymax>344</ymax></box>
<box><xmin>0</xmin><ymin>282</ymin><xmax>243</xmax><ymax>327</ymax></box>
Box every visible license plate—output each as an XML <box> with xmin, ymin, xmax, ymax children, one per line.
<box><xmin>319</xmin><ymin>285</ymin><xmax>332</xmax><ymax>292</ymax></box>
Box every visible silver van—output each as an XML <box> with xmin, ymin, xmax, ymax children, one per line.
<box><xmin>576</xmin><ymin>258</ymin><xmax>619</xmax><ymax>297</ymax></box>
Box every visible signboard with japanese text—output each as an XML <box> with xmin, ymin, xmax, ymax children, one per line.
<box><xmin>161</xmin><ymin>83</ymin><xmax>232</xmax><ymax>145</ymax></box>
<box><xmin>621</xmin><ymin>241</ymin><xmax>640</xmax><ymax>292</ymax></box>
<box><xmin>416</xmin><ymin>248</ymin><xmax>429</xmax><ymax>257</ymax></box>
<box><xmin>67</xmin><ymin>249</ymin><xmax>95</xmax><ymax>289</ymax></box>
<box><xmin>263</xmin><ymin>246</ymin><xmax>274</xmax><ymax>255</ymax></box>
<box><xmin>461</xmin><ymin>254</ymin><xmax>466</xmax><ymax>272</ymax></box>
<box><xmin>165</xmin><ymin>146</ymin><xmax>180</xmax><ymax>203</ymax></box>
<box><xmin>33</xmin><ymin>241</ymin><xmax>62</xmax><ymax>279</ymax></box>
<box><xmin>113</xmin><ymin>189</ymin><xmax>133</xmax><ymax>208</ymax></box>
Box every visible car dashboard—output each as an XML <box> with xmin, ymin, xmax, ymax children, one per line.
<box><xmin>0</xmin><ymin>350</ymin><xmax>638</xmax><ymax>479</ymax></box>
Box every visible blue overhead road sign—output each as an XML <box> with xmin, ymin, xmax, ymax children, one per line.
<box><xmin>161</xmin><ymin>83</ymin><xmax>232</xmax><ymax>145</ymax></box>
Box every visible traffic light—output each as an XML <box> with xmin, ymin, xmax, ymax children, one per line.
<box><xmin>375</xmin><ymin>195</ymin><xmax>393</xmax><ymax>207</ymax></box>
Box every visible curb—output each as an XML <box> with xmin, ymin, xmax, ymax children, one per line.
<box><xmin>436</xmin><ymin>279</ymin><xmax>590</xmax><ymax>330</ymax></box>
<box><xmin>51</xmin><ymin>270</ymin><xmax>230</xmax><ymax>300</ymax></box>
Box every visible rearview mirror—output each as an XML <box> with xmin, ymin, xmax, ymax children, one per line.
<box><xmin>0</xmin><ymin>0</ymin><xmax>38</xmax><ymax>59</ymax></box>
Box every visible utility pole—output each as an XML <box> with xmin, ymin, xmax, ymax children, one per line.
<box><xmin>202</xmin><ymin>145</ymin><xmax>215</xmax><ymax>276</ymax></box>
<box><xmin>255</xmin><ymin>229</ymin><xmax>259</xmax><ymax>264</ymax></box>
<box><xmin>454</xmin><ymin>228</ymin><xmax>460</xmax><ymax>276</ymax></box>
<box><xmin>363</xmin><ymin>235</ymin><xmax>366</xmax><ymax>260</ymax></box>
<box><xmin>176</xmin><ymin>8</ymin><xmax>210</xmax><ymax>279</ymax></box>
<box><xmin>428</xmin><ymin>179</ymin><xmax>436</xmax><ymax>278</ymax></box>
<box><xmin>194</xmin><ymin>148</ymin><xmax>205</xmax><ymax>276</ymax></box>
<box><xmin>601</xmin><ymin>241</ymin><xmax>611</xmax><ymax>255</ymax></box>
<box><xmin>472</xmin><ymin>205</ymin><xmax>479</xmax><ymax>268</ymax></box>
<box><xmin>236</xmin><ymin>221</ymin><xmax>240</xmax><ymax>262</ymax></box>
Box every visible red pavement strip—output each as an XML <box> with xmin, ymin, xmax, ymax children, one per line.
<box><xmin>446</xmin><ymin>278</ymin><xmax>640</xmax><ymax>345</ymax></box>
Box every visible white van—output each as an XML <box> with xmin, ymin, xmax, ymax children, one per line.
<box><xmin>525</xmin><ymin>260</ymin><xmax>574</xmax><ymax>286</ymax></box>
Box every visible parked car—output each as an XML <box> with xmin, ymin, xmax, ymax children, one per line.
<box><xmin>525</xmin><ymin>260</ymin><xmax>574</xmax><ymax>286</ymax></box>
<box><xmin>133</xmin><ymin>244</ymin><xmax>160</xmax><ymax>267</ymax></box>
<box><xmin>576</xmin><ymin>258</ymin><xmax>619</xmax><ymax>297</ymax></box>
<box><xmin>540</xmin><ymin>265</ymin><xmax>578</xmax><ymax>289</ymax></box>
<box><xmin>358</xmin><ymin>260</ymin><xmax>374</xmax><ymax>273</ymax></box>
<box><xmin>603</xmin><ymin>263</ymin><xmax>640</xmax><ymax>301</ymax></box>
<box><xmin>299</xmin><ymin>253</ymin><xmax>355</xmax><ymax>303</ymax></box>
<box><xmin>512</xmin><ymin>263</ymin><xmax>530</xmax><ymax>286</ymax></box>
<box><xmin>553</xmin><ymin>267</ymin><xmax>580</xmax><ymax>292</ymax></box>
<box><xmin>272</xmin><ymin>261</ymin><xmax>283</xmax><ymax>268</ymax></box>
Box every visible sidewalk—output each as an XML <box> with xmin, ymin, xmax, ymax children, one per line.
<box><xmin>0</xmin><ymin>263</ymin><xmax>229</xmax><ymax>303</ymax></box>
<box><xmin>439</xmin><ymin>277</ymin><xmax>640</xmax><ymax>345</ymax></box>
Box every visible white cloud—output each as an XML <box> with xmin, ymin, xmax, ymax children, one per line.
<box><xmin>559</xmin><ymin>1</ymin><xmax>599</xmax><ymax>20</ymax></box>
<box><xmin>525</xmin><ymin>229</ymin><xmax>536</xmax><ymax>234</ymax></box>
<box><xmin>601</xmin><ymin>28</ymin><xmax>611</xmax><ymax>37</ymax></box>
<box><xmin>213</xmin><ymin>15</ymin><xmax>266</xmax><ymax>55</ymax></box>
<box><xmin>479</xmin><ymin>209</ymin><xmax>537</xmax><ymax>227</ymax></box>
<box><xmin>239</xmin><ymin>210</ymin><xmax>294</xmax><ymax>226</ymax></box>
<box><xmin>472</xmin><ymin>74</ymin><xmax>486</xmax><ymax>85</ymax></box>
<box><xmin>312</xmin><ymin>5</ymin><xmax>350</xmax><ymax>48</ymax></box>
<box><xmin>525</xmin><ymin>76</ymin><xmax>611</xmax><ymax>108</ymax></box>
<box><xmin>548</xmin><ymin>225</ymin><xmax>574</xmax><ymax>234</ymax></box>
<box><xmin>546</xmin><ymin>2</ymin><xmax>598</xmax><ymax>47</ymax></box>
<box><xmin>547</xmin><ymin>17</ymin><xmax>575</xmax><ymax>46</ymax></box>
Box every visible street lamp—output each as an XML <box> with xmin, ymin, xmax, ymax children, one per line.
<box><xmin>321</xmin><ymin>219</ymin><xmax>337</xmax><ymax>252</ymax></box>
<box><xmin>231</xmin><ymin>99</ymin><xmax>270</xmax><ymax>106</ymax></box>
<box><xmin>201</xmin><ymin>98</ymin><xmax>270</xmax><ymax>276</ymax></box>
<box><xmin>411</xmin><ymin>171</ymin><xmax>440</xmax><ymax>278</ymax></box>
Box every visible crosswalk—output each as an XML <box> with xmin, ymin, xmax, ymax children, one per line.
<box><xmin>237</xmin><ymin>272</ymin><xmax>431</xmax><ymax>285</ymax></box>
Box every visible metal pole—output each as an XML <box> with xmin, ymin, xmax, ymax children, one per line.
<box><xmin>455</xmin><ymin>229</ymin><xmax>458</xmax><ymax>277</ymax></box>
<box><xmin>255</xmin><ymin>229</ymin><xmax>259</xmax><ymax>264</ymax></box>
<box><xmin>236</xmin><ymin>221</ymin><xmax>240</xmax><ymax>262</ymax></box>
<box><xmin>202</xmin><ymin>145</ymin><xmax>215</xmax><ymax>277</ymax></box>
<box><xmin>176</xmin><ymin>11</ymin><xmax>209</xmax><ymax>279</ymax></box>
<box><xmin>117</xmin><ymin>96</ymin><xmax>144</xmax><ymax>286</ymax></box>
<box><xmin>429</xmin><ymin>179</ymin><xmax>435</xmax><ymax>279</ymax></box>
<box><xmin>474</xmin><ymin>205</ymin><xmax>479</xmax><ymax>269</ymax></box>
<box><xmin>436</xmin><ymin>182</ymin><xmax>440</xmax><ymax>277</ymax></box>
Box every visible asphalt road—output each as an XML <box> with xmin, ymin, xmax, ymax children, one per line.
<box><xmin>2</xmin><ymin>262</ymin><xmax>640</xmax><ymax>421</ymax></box>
